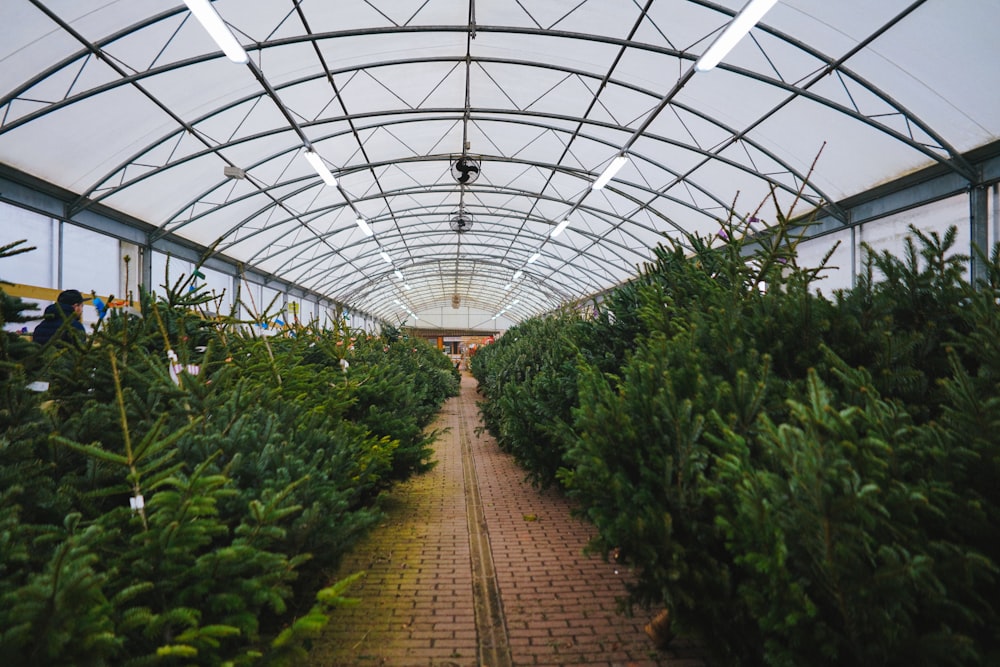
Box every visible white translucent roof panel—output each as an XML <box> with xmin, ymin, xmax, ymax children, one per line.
<box><xmin>1</xmin><ymin>0</ymin><xmax>998</xmax><ymax>328</ymax></box>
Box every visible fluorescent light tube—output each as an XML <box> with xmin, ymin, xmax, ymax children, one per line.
<box><xmin>513</xmin><ymin>270</ymin><xmax>523</xmax><ymax>282</ymax></box>
<box><xmin>404</xmin><ymin>283</ymin><xmax>412</xmax><ymax>290</ymax></box>
<box><xmin>695</xmin><ymin>0</ymin><xmax>779</xmax><ymax>72</ymax></box>
<box><xmin>551</xmin><ymin>218</ymin><xmax>570</xmax><ymax>237</ymax></box>
<box><xmin>356</xmin><ymin>217</ymin><xmax>373</xmax><ymax>236</ymax></box>
<box><xmin>303</xmin><ymin>150</ymin><xmax>337</xmax><ymax>187</ymax></box>
<box><xmin>592</xmin><ymin>154</ymin><xmax>628</xmax><ymax>190</ymax></box>
<box><xmin>394</xmin><ymin>270</ymin><xmax>404</xmax><ymax>281</ymax></box>
<box><xmin>379</xmin><ymin>251</ymin><xmax>392</xmax><ymax>265</ymax></box>
<box><xmin>183</xmin><ymin>0</ymin><xmax>248</xmax><ymax>64</ymax></box>
<box><xmin>527</xmin><ymin>252</ymin><xmax>540</xmax><ymax>264</ymax></box>
<box><xmin>503</xmin><ymin>283</ymin><xmax>512</xmax><ymax>291</ymax></box>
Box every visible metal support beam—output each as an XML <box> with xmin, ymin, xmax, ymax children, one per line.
<box><xmin>970</xmin><ymin>182</ymin><xmax>989</xmax><ymax>285</ymax></box>
<box><xmin>793</xmin><ymin>142</ymin><xmax>1000</xmax><ymax>242</ymax></box>
<box><xmin>850</xmin><ymin>224</ymin><xmax>857</xmax><ymax>289</ymax></box>
<box><xmin>140</xmin><ymin>240</ymin><xmax>153</xmax><ymax>301</ymax></box>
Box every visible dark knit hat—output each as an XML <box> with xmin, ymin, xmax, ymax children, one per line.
<box><xmin>57</xmin><ymin>289</ymin><xmax>85</xmax><ymax>306</ymax></box>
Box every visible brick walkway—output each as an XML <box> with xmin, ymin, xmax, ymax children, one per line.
<box><xmin>311</xmin><ymin>374</ymin><xmax>707</xmax><ymax>666</ymax></box>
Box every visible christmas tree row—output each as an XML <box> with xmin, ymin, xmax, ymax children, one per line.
<box><xmin>471</xmin><ymin>222</ymin><xmax>1000</xmax><ymax>667</ymax></box>
<box><xmin>1</xmin><ymin>245</ymin><xmax>459</xmax><ymax>666</ymax></box>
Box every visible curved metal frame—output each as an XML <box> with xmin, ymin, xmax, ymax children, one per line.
<box><xmin>1</xmin><ymin>1</ymin><xmax>982</xmax><ymax>327</ymax></box>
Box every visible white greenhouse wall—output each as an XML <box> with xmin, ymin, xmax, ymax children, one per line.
<box><xmin>5</xmin><ymin>181</ymin><xmax>997</xmax><ymax>337</ymax></box>
<box><xmin>0</xmin><ymin>204</ymin><xmax>58</xmax><ymax>288</ymax></box>
<box><xmin>794</xmin><ymin>226</ymin><xmax>855</xmax><ymax>296</ymax></box>
<box><xmin>197</xmin><ymin>266</ymin><xmax>234</xmax><ymax>316</ymax></box>
<box><xmin>0</xmin><ymin>198</ymin><xmax>375</xmax><ymax>336</ymax></box>
<box><xmin>0</xmin><ymin>202</ymin><xmax>116</xmax><ymax>332</ymax></box>
<box><xmin>858</xmin><ymin>195</ymin><xmax>971</xmax><ymax>279</ymax></box>
<box><xmin>260</xmin><ymin>285</ymin><xmax>282</xmax><ymax>319</ymax></box>
<box><xmin>794</xmin><ymin>191</ymin><xmax>995</xmax><ymax>295</ymax></box>
<box><xmin>301</xmin><ymin>297</ymin><xmax>318</xmax><ymax>324</ymax></box>
<box><xmin>151</xmin><ymin>251</ymin><xmax>193</xmax><ymax>296</ymax></box>
<box><xmin>237</xmin><ymin>280</ymin><xmax>262</xmax><ymax>322</ymax></box>
<box><xmin>62</xmin><ymin>225</ymin><xmax>119</xmax><ymax>300</ymax></box>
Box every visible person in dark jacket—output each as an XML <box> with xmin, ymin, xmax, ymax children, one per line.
<box><xmin>32</xmin><ymin>289</ymin><xmax>87</xmax><ymax>345</ymax></box>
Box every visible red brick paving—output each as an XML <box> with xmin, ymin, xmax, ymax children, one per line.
<box><xmin>311</xmin><ymin>374</ymin><xmax>707</xmax><ymax>666</ymax></box>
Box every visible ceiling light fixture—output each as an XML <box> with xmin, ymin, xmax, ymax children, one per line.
<box><xmin>527</xmin><ymin>252</ymin><xmax>540</xmax><ymax>264</ymax></box>
<box><xmin>551</xmin><ymin>218</ymin><xmax>570</xmax><ymax>237</ymax></box>
<box><xmin>513</xmin><ymin>270</ymin><xmax>523</xmax><ymax>282</ymax></box>
<box><xmin>695</xmin><ymin>0</ymin><xmax>780</xmax><ymax>72</ymax></box>
<box><xmin>303</xmin><ymin>149</ymin><xmax>337</xmax><ymax>187</ymax></box>
<box><xmin>394</xmin><ymin>270</ymin><xmax>404</xmax><ymax>281</ymax></box>
<box><xmin>592</xmin><ymin>154</ymin><xmax>629</xmax><ymax>190</ymax></box>
<box><xmin>183</xmin><ymin>0</ymin><xmax>248</xmax><ymax>64</ymax></box>
<box><xmin>379</xmin><ymin>251</ymin><xmax>392</xmax><ymax>265</ymax></box>
<box><xmin>356</xmin><ymin>217</ymin><xmax>373</xmax><ymax>236</ymax></box>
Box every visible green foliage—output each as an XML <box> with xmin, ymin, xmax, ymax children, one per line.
<box><xmin>474</xmin><ymin>217</ymin><xmax>1000</xmax><ymax>666</ymax></box>
<box><xmin>265</xmin><ymin>571</ymin><xmax>364</xmax><ymax>666</ymax></box>
<box><xmin>0</xmin><ymin>253</ymin><xmax>456</xmax><ymax>665</ymax></box>
<box><xmin>471</xmin><ymin>310</ymin><xmax>588</xmax><ymax>487</ymax></box>
<box><xmin>827</xmin><ymin>226</ymin><xmax>973</xmax><ymax>421</ymax></box>
<box><xmin>346</xmin><ymin>334</ymin><xmax>459</xmax><ymax>481</ymax></box>
<box><xmin>713</xmin><ymin>366</ymin><xmax>995</xmax><ymax>666</ymax></box>
<box><xmin>0</xmin><ymin>514</ymin><xmax>119</xmax><ymax>666</ymax></box>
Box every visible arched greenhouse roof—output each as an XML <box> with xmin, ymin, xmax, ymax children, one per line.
<box><xmin>1</xmin><ymin>0</ymin><xmax>998</xmax><ymax>328</ymax></box>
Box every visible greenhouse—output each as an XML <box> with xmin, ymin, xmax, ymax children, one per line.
<box><xmin>1</xmin><ymin>1</ymin><xmax>998</xmax><ymax>666</ymax></box>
